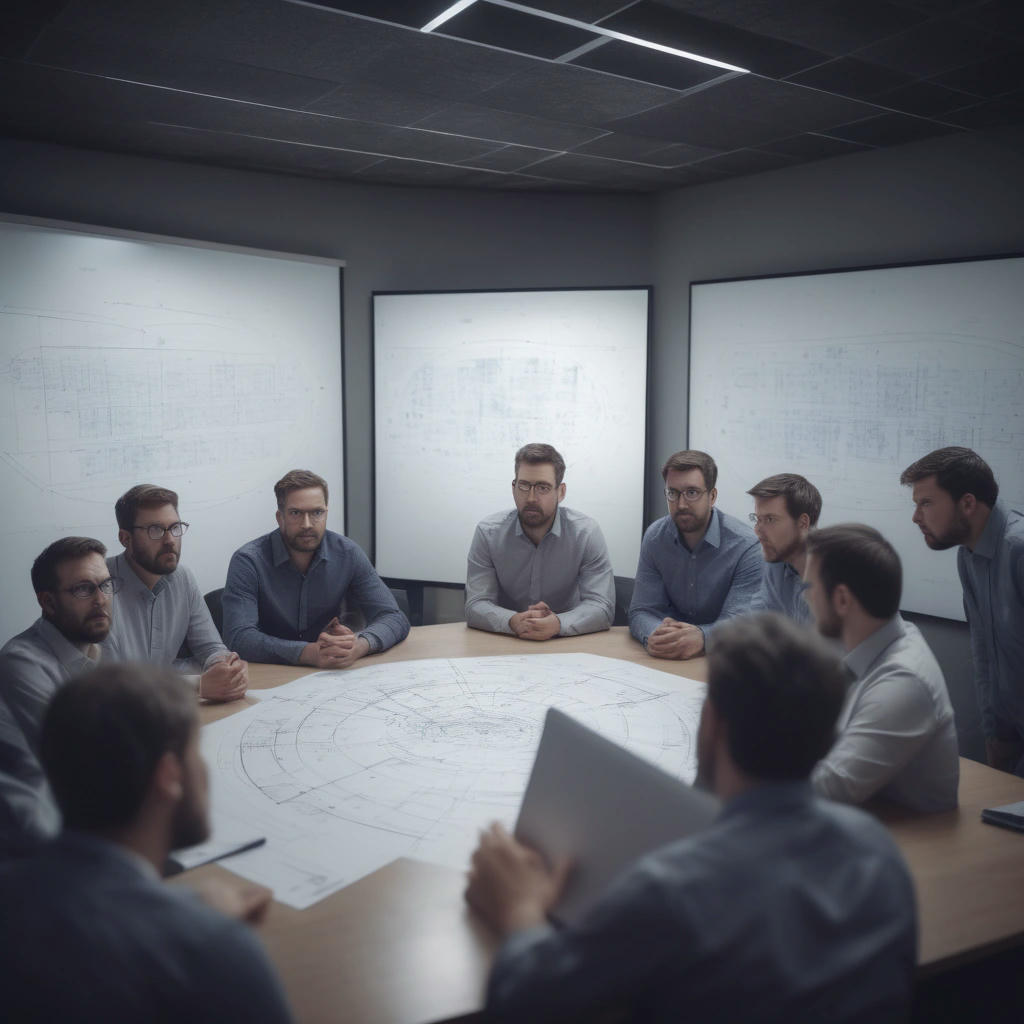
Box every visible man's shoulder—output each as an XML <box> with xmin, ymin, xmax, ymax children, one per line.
<box><xmin>231</xmin><ymin>530</ymin><xmax>277</xmax><ymax>563</ymax></box>
<box><xmin>0</xmin><ymin>620</ymin><xmax>50</xmax><ymax>663</ymax></box>
<box><xmin>475</xmin><ymin>509</ymin><xmax>519</xmax><ymax>536</ymax></box>
<box><xmin>557</xmin><ymin>506</ymin><xmax>603</xmax><ymax>534</ymax></box>
<box><xmin>641</xmin><ymin>515</ymin><xmax>674</xmax><ymax>543</ymax></box>
<box><xmin>713</xmin><ymin>508</ymin><xmax>758</xmax><ymax>546</ymax></box>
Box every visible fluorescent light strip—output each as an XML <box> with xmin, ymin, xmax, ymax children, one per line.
<box><xmin>422</xmin><ymin>0</ymin><xmax>480</xmax><ymax>33</ymax></box>
<box><xmin>424</xmin><ymin>0</ymin><xmax>748</xmax><ymax>74</ymax></box>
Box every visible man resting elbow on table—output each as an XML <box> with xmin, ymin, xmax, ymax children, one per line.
<box><xmin>223</xmin><ymin>469</ymin><xmax>409</xmax><ymax>669</ymax></box>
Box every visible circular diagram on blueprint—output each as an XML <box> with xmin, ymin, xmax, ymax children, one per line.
<box><xmin>203</xmin><ymin>652</ymin><xmax>706</xmax><ymax>908</ymax></box>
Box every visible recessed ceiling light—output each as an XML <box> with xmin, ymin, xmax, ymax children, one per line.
<box><xmin>422</xmin><ymin>1</ymin><xmax>480</xmax><ymax>34</ymax></box>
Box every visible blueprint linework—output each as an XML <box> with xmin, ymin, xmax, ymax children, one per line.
<box><xmin>200</xmin><ymin>653</ymin><xmax>706</xmax><ymax>909</ymax></box>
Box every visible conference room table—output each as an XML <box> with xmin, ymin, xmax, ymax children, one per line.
<box><xmin>191</xmin><ymin>623</ymin><xmax>1024</xmax><ymax>1024</ymax></box>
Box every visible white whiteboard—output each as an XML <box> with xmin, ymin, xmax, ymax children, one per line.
<box><xmin>0</xmin><ymin>219</ymin><xmax>343</xmax><ymax>641</ymax></box>
<box><xmin>689</xmin><ymin>256</ymin><xmax>1024</xmax><ymax>621</ymax></box>
<box><xmin>374</xmin><ymin>289</ymin><xmax>650</xmax><ymax>583</ymax></box>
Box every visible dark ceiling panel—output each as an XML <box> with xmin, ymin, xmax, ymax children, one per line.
<box><xmin>758</xmin><ymin>132</ymin><xmax>873</xmax><ymax>159</ymax></box>
<box><xmin>600</xmin><ymin>2</ymin><xmax>833</xmax><ymax>77</ymax></box>
<box><xmin>870</xmin><ymin>79</ymin><xmax>976</xmax><ymax>116</ymax></box>
<box><xmin>854</xmin><ymin>17</ymin><xmax>1012</xmax><ymax>78</ymax></box>
<box><xmin>301</xmin><ymin>1</ymin><xmax>448</xmax><ymax>30</ymax></box>
<box><xmin>457</xmin><ymin>143</ymin><xmax>557</xmax><ymax>172</ymax></box>
<box><xmin>952</xmin><ymin>0</ymin><xmax>1024</xmax><ymax>41</ymax></box>
<box><xmin>786</xmin><ymin>57</ymin><xmax>914</xmax><ymax>99</ymax></box>
<box><xmin>410</xmin><ymin>102</ymin><xmax>604</xmax><ymax>150</ymax></box>
<box><xmin>570</xmin><ymin>40</ymin><xmax>733</xmax><ymax>91</ymax></box>
<box><xmin>929</xmin><ymin>49</ymin><xmax>1024</xmax><ymax>99</ymax></box>
<box><xmin>436</xmin><ymin>3</ymin><xmax>600</xmax><ymax>60</ymax></box>
<box><xmin>304</xmin><ymin>82</ymin><xmax>449</xmax><ymax>126</ymax></box>
<box><xmin>824</xmin><ymin>110</ymin><xmax>962</xmax><ymax>144</ymax></box>
<box><xmin>27</xmin><ymin>27</ymin><xmax>341</xmax><ymax>108</ymax></box>
<box><xmin>525</xmin><ymin>1</ymin><xmax>640</xmax><ymax>22</ymax></box>
<box><xmin>679</xmin><ymin>146</ymin><xmax>800</xmax><ymax>177</ymax></box>
<box><xmin>349</xmin><ymin>157</ymin><xmax>526</xmax><ymax>188</ymax></box>
<box><xmin>478</xmin><ymin>60</ymin><xmax>682</xmax><ymax>124</ymax></box>
<box><xmin>571</xmin><ymin>132</ymin><xmax>722</xmax><ymax>165</ymax></box>
<box><xmin>942</xmin><ymin>91</ymin><xmax>1024</xmax><ymax>129</ymax></box>
<box><xmin>518</xmin><ymin>151</ymin><xmax>707</xmax><ymax>187</ymax></box>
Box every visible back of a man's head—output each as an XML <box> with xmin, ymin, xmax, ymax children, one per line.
<box><xmin>707</xmin><ymin>614</ymin><xmax>847</xmax><ymax>781</ymax></box>
<box><xmin>40</xmin><ymin>663</ymin><xmax>196</xmax><ymax>832</ymax></box>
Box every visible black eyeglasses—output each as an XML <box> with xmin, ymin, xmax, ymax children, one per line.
<box><xmin>513</xmin><ymin>480</ymin><xmax>554</xmax><ymax>496</ymax></box>
<box><xmin>133</xmin><ymin>522</ymin><xmax>189</xmax><ymax>540</ymax></box>
<box><xmin>62</xmin><ymin>577</ymin><xmax>123</xmax><ymax>600</ymax></box>
<box><xmin>665</xmin><ymin>487</ymin><xmax>707</xmax><ymax>504</ymax></box>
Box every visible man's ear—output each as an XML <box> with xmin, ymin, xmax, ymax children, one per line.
<box><xmin>38</xmin><ymin>591</ymin><xmax>56</xmax><ymax>616</ymax></box>
<box><xmin>708</xmin><ymin>487</ymin><xmax>718</xmax><ymax>507</ymax></box>
<box><xmin>796</xmin><ymin>513</ymin><xmax>811</xmax><ymax>537</ymax></box>
<box><xmin>275</xmin><ymin>508</ymin><xmax>284</xmax><ymax>530</ymax></box>
<box><xmin>152</xmin><ymin>750</ymin><xmax>184</xmax><ymax>805</ymax></box>
<box><xmin>117</xmin><ymin>528</ymin><xmax>132</xmax><ymax>552</ymax></box>
<box><xmin>832</xmin><ymin>582</ymin><xmax>854</xmax><ymax>616</ymax></box>
<box><xmin>960</xmin><ymin>493</ymin><xmax>978</xmax><ymax>517</ymax></box>
<box><xmin>557</xmin><ymin>482</ymin><xmax>566</xmax><ymax>503</ymax></box>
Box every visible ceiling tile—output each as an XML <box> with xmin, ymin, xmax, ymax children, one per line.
<box><xmin>786</xmin><ymin>57</ymin><xmax>914</xmax><ymax>99</ymax></box>
<box><xmin>854</xmin><ymin>17</ymin><xmax>1012</xmax><ymax>77</ymax></box>
<box><xmin>607</xmin><ymin>97</ymin><xmax>792</xmax><ymax>149</ymax></box>
<box><xmin>436</xmin><ymin>3</ymin><xmax>600</xmax><ymax>60</ymax></box>
<box><xmin>570</xmin><ymin>40</ymin><xmax>733</xmax><ymax>92</ymax></box>
<box><xmin>824</xmin><ymin>111</ymin><xmax>963</xmax><ymax>144</ymax></box>
<box><xmin>870</xmin><ymin>79</ymin><xmax>977</xmax><ymax>116</ymax></box>
<box><xmin>304</xmin><ymin>83</ymin><xmax>448</xmax><ymax>126</ymax></box>
<box><xmin>457</xmin><ymin>143</ymin><xmax>558</xmax><ymax>171</ymax></box>
<box><xmin>952</xmin><ymin>0</ymin><xmax>1024</xmax><ymax>41</ymax></box>
<box><xmin>929</xmin><ymin>49</ymin><xmax>1024</xmax><ymax>99</ymax></box>
<box><xmin>681</xmin><ymin>147</ymin><xmax>800</xmax><ymax>177</ymax></box>
<box><xmin>408</xmin><ymin>102</ymin><xmax>605</xmax><ymax>150</ymax></box>
<box><xmin>572</xmin><ymin>133</ymin><xmax>722</xmax><ymax>165</ymax></box>
<box><xmin>758</xmin><ymin>132</ymin><xmax>874</xmax><ymax>158</ymax></box>
<box><xmin>941</xmin><ymin>91</ymin><xmax>1024</xmax><ymax>129</ymax></box>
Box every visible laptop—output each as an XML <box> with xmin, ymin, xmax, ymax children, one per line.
<box><xmin>515</xmin><ymin>707</ymin><xmax>721</xmax><ymax>926</ymax></box>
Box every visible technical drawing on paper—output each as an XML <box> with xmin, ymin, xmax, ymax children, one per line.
<box><xmin>201</xmin><ymin>653</ymin><xmax>706</xmax><ymax>909</ymax></box>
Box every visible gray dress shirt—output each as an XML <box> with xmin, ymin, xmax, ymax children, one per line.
<box><xmin>105</xmin><ymin>552</ymin><xmax>227</xmax><ymax>672</ymax></box>
<box><xmin>750</xmin><ymin>559</ymin><xmax>812</xmax><ymax>625</ymax></box>
<box><xmin>628</xmin><ymin>508</ymin><xmax>762</xmax><ymax>647</ymax></box>
<box><xmin>958</xmin><ymin>500</ymin><xmax>1024</xmax><ymax>741</ymax></box>
<box><xmin>465</xmin><ymin>507</ymin><xmax>615</xmax><ymax>636</ymax></box>
<box><xmin>0</xmin><ymin>830</ymin><xmax>293</xmax><ymax>1021</ymax></box>
<box><xmin>0</xmin><ymin>617</ymin><xmax>101</xmax><ymax>749</ymax></box>
<box><xmin>223</xmin><ymin>529</ymin><xmax>409</xmax><ymax>664</ymax></box>
<box><xmin>0</xmin><ymin>691</ymin><xmax>59</xmax><ymax>849</ymax></box>
<box><xmin>487</xmin><ymin>782</ymin><xmax>916</xmax><ymax>1023</ymax></box>
<box><xmin>813</xmin><ymin>616</ymin><xmax>960</xmax><ymax>812</ymax></box>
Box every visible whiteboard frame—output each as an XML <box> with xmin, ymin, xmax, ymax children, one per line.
<box><xmin>687</xmin><ymin>251</ymin><xmax>1024</xmax><ymax>622</ymax></box>
<box><xmin>372</xmin><ymin>285</ymin><xmax>653</xmax><ymax>588</ymax></box>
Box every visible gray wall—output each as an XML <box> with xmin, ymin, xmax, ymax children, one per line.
<box><xmin>650</xmin><ymin>124</ymin><xmax>1024</xmax><ymax>762</ymax></box>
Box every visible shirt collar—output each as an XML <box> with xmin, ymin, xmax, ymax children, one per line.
<box><xmin>719</xmin><ymin>780</ymin><xmax>814</xmax><ymax>821</ymax></box>
<box><xmin>272</xmin><ymin>528</ymin><xmax>328</xmax><ymax>570</ymax></box>
<box><xmin>512</xmin><ymin>507</ymin><xmax>562</xmax><ymax>540</ymax></box>
<box><xmin>112</xmin><ymin>551</ymin><xmax>166</xmax><ymax>598</ymax></box>
<box><xmin>844</xmin><ymin>615</ymin><xmax>905</xmax><ymax>680</ymax></box>
<box><xmin>972</xmin><ymin>500</ymin><xmax>1007</xmax><ymax>561</ymax></box>
<box><xmin>59</xmin><ymin>830</ymin><xmax>160</xmax><ymax>882</ymax></box>
<box><xmin>676</xmin><ymin>506</ymin><xmax>720</xmax><ymax>551</ymax></box>
<box><xmin>35</xmin><ymin>617</ymin><xmax>99</xmax><ymax>670</ymax></box>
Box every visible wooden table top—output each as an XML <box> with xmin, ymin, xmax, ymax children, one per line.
<box><xmin>190</xmin><ymin>623</ymin><xmax>1024</xmax><ymax>1023</ymax></box>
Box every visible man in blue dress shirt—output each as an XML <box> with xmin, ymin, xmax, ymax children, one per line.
<box><xmin>902</xmin><ymin>447</ymin><xmax>1024</xmax><ymax>775</ymax></box>
<box><xmin>465</xmin><ymin>613</ymin><xmax>917</xmax><ymax>1023</ymax></box>
<box><xmin>223</xmin><ymin>469</ymin><xmax>409</xmax><ymax>667</ymax></box>
<box><xmin>0</xmin><ymin>663</ymin><xmax>293</xmax><ymax>1021</ymax></box>
<box><xmin>747</xmin><ymin>472</ymin><xmax>821</xmax><ymax>624</ymax></box>
<box><xmin>629</xmin><ymin>450</ymin><xmax>761</xmax><ymax>659</ymax></box>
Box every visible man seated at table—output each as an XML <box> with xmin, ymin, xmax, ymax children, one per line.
<box><xmin>901</xmin><ymin>447</ymin><xmax>1024</xmax><ymax>776</ymax></box>
<box><xmin>465</xmin><ymin>443</ymin><xmax>615</xmax><ymax>640</ymax></box>
<box><xmin>0</xmin><ymin>537</ymin><xmax>117</xmax><ymax>750</ymax></box>
<box><xmin>106</xmin><ymin>484</ymin><xmax>248</xmax><ymax>702</ymax></box>
<box><xmin>804</xmin><ymin>524</ymin><xmax>960</xmax><ymax>812</ymax></box>
<box><xmin>0</xmin><ymin>663</ymin><xmax>293</xmax><ymax>1021</ymax></box>
<box><xmin>629</xmin><ymin>450</ymin><xmax>761</xmax><ymax>660</ymax></box>
<box><xmin>224</xmin><ymin>469</ymin><xmax>409</xmax><ymax>668</ymax></box>
<box><xmin>748</xmin><ymin>472</ymin><xmax>821</xmax><ymax>624</ymax></box>
<box><xmin>465</xmin><ymin>613</ymin><xmax>917</xmax><ymax>1022</ymax></box>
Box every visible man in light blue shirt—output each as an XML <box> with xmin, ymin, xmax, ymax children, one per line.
<box><xmin>224</xmin><ymin>469</ymin><xmax>409</xmax><ymax>667</ymax></box>
<box><xmin>629</xmin><ymin>450</ymin><xmax>761</xmax><ymax>659</ymax></box>
<box><xmin>902</xmin><ymin>447</ymin><xmax>1024</xmax><ymax>775</ymax></box>
<box><xmin>105</xmin><ymin>484</ymin><xmax>248</xmax><ymax>702</ymax></box>
<box><xmin>465</xmin><ymin>613</ymin><xmax>917</xmax><ymax>1023</ymax></box>
<box><xmin>747</xmin><ymin>472</ymin><xmax>821</xmax><ymax>625</ymax></box>
<box><xmin>465</xmin><ymin>443</ymin><xmax>614</xmax><ymax>639</ymax></box>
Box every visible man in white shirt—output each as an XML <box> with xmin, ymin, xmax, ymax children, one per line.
<box><xmin>106</xmin><ymin>484</ymin><xmax>247</xmax><ymax>702</ymax></box>
<box><xmin>803</xmin><ymin>524</ymin><xmax>959</xmax><ymax>812</ymax></box>
<box><xmin>465</xmin><ymin>444</ymin><xmax>614</xmax><ymax>639</ymax></box>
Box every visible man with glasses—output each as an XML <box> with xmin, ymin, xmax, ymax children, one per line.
<box><xmin>106</xmin><ymin>484</ymin><xmax>248</xmax><ymax>703</ymax></box>
<box><xmin>223</xmin><ymin>469</ymin><xmax>408</xmax><ymax>667</ymax></box>
<box><xmin>747</xmin><ymin>473</ymin><xmax>822</xmax><ymax>625</ymax></box>
<box><xmin>465</xmin><ymin>443</ymin><xmax>614</xmax><ymax>639</ymax></box>
<box><xmin>0</xmin><ymin>537</ymin><xmax>117</xmax><ymax>752</ymax></box>
<box><xmin>630</xmin><ymin>450</ymin><xmax>761</xmax><ymax>660</ymax></box>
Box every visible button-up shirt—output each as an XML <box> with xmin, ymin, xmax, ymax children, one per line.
<box><xmin>628</xmin><ymin>508</ymin><xmax>762</xmax><ymax>647</ymax></box>
<box><xmin>487</xmin><ymin>782</ymin><xmax>916</xmax><ymax>1023</ymax></box>
<box><xmin>958</xmin><ymin>500</ymin><xmax>1024</xmax><ymax>739</ymax></box>
<box><xmin>0</xmin><ymin>618</ymin><xmax>102</xmax><ymax>749</ymax></box>
<box><xmin>105</xmin><ymin>553</ymin><xmax>227</xmax><ymax>672</ymax></box>
<box><xmin>0</xmin><ymin>690</ymin><xmax>59</xmax><ymax>847</ymax></box>
<box><xmin>750</xmin><ymin>559</ymin><xmax>812</xmax><ymax>625</ymax></box>
<box><xmin>222</xmin><ymin>529</ymin><xmax>409</xmax><ymax>664</ymax></box>
<box><xmin>465</xmin><ymin>507</ymin><xmax>615</xmax><ymax>636</ymax></box>
<box><xmin>813</xmin><ymin>616</ymin><xmax>959</xmax><ymax>812</ymax></box>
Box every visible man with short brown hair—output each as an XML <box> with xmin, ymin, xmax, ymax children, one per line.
<box><xmin>224</xmin><ymin>469</ymin><xmax>408</xmax><ymax>666</ymax></box>
<box><xmin>107</xmin><ymin>484</ymin><xmax>248</xmax><ymax>702</ymax></box>
<box><xmin>465</xmin><ymin>443</ymin><xmax>614</xmax><ymax>639</ymax></box>
<box><xmin>629</xmin><ymin>450</ymin><xmax>761</xmax><ymax>660</ymax></box>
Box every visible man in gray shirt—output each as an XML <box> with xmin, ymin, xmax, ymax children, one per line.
<box><xmin>902</xmin><ymin>447</ymin><xmax>1024</xmax><ymax>776</ymax></box>
<box><xmin>0</xmin><ymin>662</ymin><xmax>293</xmax><ymax>1021</ymax></box>
<box><xmin>465</xmin><ymin>613</ymin><xmax>916</xmax><ymax>1022</ymax></box>
<box><xmin>105</xmin><ymin>484</ymin><xmax>247</xmax><ymax>702</ymax></box>
<box><xmin>804</xmin><ymin>524</ymin><xmax>959</xmax><ymax>812</ymax></box>
<box><xmin>465</xmin><ymin>443</ymin><xmax>614</xmax><ymax>639</ymax></box>
<box><xmin>747</xmin><ymin>472</ymin><xmax>820</xmax><ymax>625</ymax></box>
